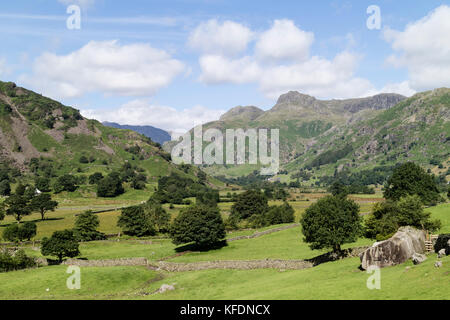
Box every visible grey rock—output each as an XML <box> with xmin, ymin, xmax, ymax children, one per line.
<box><xmin>412</xmin><ymin>253</ymin><xmax>427</xmax><ymax>265</ymax></box>
<box><xmin>158</xmin><ymin>284</ymin><xmax>175</xmax><ymax>293</ymax></box>
<box><xmin>435</xmin><ymin>261</ymin><xmax>443</xmax><ymax>268</ymax></box>
<box><xmin>360</xmin><ymin>226</ymin><xmax>426</xmax><ymax>270</ymax></box>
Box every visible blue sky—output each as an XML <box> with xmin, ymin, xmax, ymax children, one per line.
<box><xmin>0</xmin><ymin>0</ymin><xmax>449</xmax><ymax>135</ymax></box>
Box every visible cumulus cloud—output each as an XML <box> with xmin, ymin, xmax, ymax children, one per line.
<box><xmin>81</xmin><ymin>100</ymin><xmax>225</xmax><ymax>138</ymax></box>
<box><xmin>384</xmin><ymin>5</ymin><xmax>450</xmax><ymax>91</ymax></box>
<box><xmin>379</xmin><ymin>81</ymin><xmax>416</xmax><ymax>97</ymax></box>
<box><xmin>21</xmin><ymin>40</ymin><xmax>185</xmax><ymax>100</ymax></box>
<box><xmin>188</xmin><ymin>19</ymin><xmax>254</xmax><ymax>56</ymax></box>
<box><xmin>199</xmin><ymin>55</ymin><xmax>261</xmax><ymax>84</ymax></box>
<box><xmin>193</xmin><ymin>19</ymin><xmax>376</xmax><ymax>99</ymax></box>
<box><xmin>255</xmin><ymin>19</ymin><xmax>314</xmax><ymax>62</ymax></box>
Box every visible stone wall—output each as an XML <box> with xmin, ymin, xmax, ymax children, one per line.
<box><xmin>155</xmin><ymin>259</ymin><xmax>313</xmax><ymax>272</ymax></box>
<box><xmin>228</xmin><ymin>224</ymin><xmax>300</xmax><ymax>242</ymax></box>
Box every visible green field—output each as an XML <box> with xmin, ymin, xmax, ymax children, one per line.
<box><xmin>0</xmin><ymin>203</ymin><xmax>448</xmax><ymax>300</ymax></box>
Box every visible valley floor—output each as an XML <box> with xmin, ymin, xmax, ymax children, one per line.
<box><xmin>0</xmin><ymin>203</ymin><xmax>448</xmax><ymax>300</ymax></box>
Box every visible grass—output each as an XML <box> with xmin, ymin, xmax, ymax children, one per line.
<box><xmin>428</xmin><ymin>203</ymin><xmax>450</xmax><ymax>234</ymax></box>
<box><xmin>143</xmin><ymin>254</ymin><xmax>449</xmax><ymax>300</ymax></box>
<box><xmin>1</xmin><ymin>198</ymin><xmax>448</xmax><ymax>300</ymax></box>
<box><xmin>0</xmin><ymin>265</ymin><xmax>157</xmax><ymax>300</ymax></box>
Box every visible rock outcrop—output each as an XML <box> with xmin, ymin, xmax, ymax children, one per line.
<box><xmin>360</xmin><ymin>226</ymin><xmax>426</xmax><ymax>270</ymax></box>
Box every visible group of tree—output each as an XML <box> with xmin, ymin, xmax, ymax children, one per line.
<box><xmin>151</xmin><ymin>173</ymin><xmax>209</xmax><ymax>204</ymax></box>
<box><xmin>300</xmin><ymin>162</ymin><xmax>444</xmax><ymax>253</ymax></box>
<box><xmin>363</xmin><ymin>162</ymin><xmax>443</xmax><ymax>240</ymax></box>
<box><xmin>91</xmin><ymin>163</ymin><xmax>148</xmax><ymax>198</ymax></box>
<box><xmin>39</xmin><ymin>210</ymin><xmax>107</xmax><ymax>263</ymax></box>
<box><xmin>0</xmin><ymin>185</ymin><xmax>58</xmax><ymax>223</ymax></box>
<box><xmin>2</xmin><ymin>222</ymin><xmax>37</xmax><ymax>243</ymax></box>
<box><xmin>117</xmin><ymin>199</ymin><xmax>171</xmax><ymax>236</ymax></box>
<box><xmin>228</xmin><ymin>189</ymin><xmax>295</xmax><ymax>229</ymax></box>
<box><xmin>117</xmin><ymin>189</ymin><xmax>227</xmax><ymax>250</ymax></box>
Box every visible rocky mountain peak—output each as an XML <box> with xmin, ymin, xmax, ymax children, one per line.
<box><xmin>276</xmin><ymin>91</ymin><xmax>317</xmax><ymax>106</ymax></box>
<box><xmin>219</xmin><ymin>106</ymin><xmax>264</xmax><ymax>121</ymax></box>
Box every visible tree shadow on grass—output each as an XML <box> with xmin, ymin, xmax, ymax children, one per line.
<box><xmin>174</xmin><ymin>240</ymin><xmax>228</xmax><ymax>253</ymax></box>
<box><xmin>305</xmin><ymin>249</ymin><xmax>355</xmax><ymax>267</ymax></box>
<box><xmin>0</xmin><ymin>218</ymin><xmax>64</xmax><ymax>228</ymax></box>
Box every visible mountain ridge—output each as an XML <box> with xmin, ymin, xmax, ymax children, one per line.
<box><xmin>102</xmin><ymin>121</ymin><xmax>171</xmax><ymax>145</ymax></box>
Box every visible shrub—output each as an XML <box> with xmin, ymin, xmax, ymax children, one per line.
<box><xmin>0</xmin><ymin>249</ymin><xmax>36</xmax><ymax>273</ymax></box>
<box><xmin>364</xmin><ymin>195</ymin><xmax>441</xmax><ymax>240</ymax></box>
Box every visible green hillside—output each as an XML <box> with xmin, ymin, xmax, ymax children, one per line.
<box><xmin>165</xmin><ymin>89</ymin><xmax>449</xmax><ymax>185</ymax></box>
<box><xmin>0</xmin><ymin>81</ymin><xmax>222</xmax><ymax>188</ymax></box>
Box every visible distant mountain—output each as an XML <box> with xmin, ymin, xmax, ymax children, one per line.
<box><xmin>164</xmin><ymin>89</ymin><xmax>450</xmax><ymax>180</ymax></box>
<box><xmin>102</xmin><ymin>122</ymin><xmax>171</xmax><ymax>145</ymax></box>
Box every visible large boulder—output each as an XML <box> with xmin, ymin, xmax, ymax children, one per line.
<box><xmin>360</xmin><ymin>226</ymin><xmax>426</xmax><ymax>270</ymax></box>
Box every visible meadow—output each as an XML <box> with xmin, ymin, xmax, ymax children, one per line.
<box><xmin>0</xmin><ymin>202</ymin><xmax>448</xmax><ymax>300</ymax></box>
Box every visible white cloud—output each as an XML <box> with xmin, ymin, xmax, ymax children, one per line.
<box><xmin>21</xmin><ymin>40</ymin><xmax>185</xmax><ymax>100</ymax></box>
<box><xmin>188</xmin><ymin>19</ymin><xmax>254</xmax><ymax>56</ymax></box>
<box><xmin>384</xmin><ymin>5</ymin><xmax>450</xmax><ymax>91</ymax></box>
<box><xmin>255</xmin><ymin>19</ymin><xmax>314</xmax><ymax>62</ymax></box>
<box><xmin>198</xmin><ymin>55</ymin><xmax>261</xmax><ymax>84</ymax></box>
<box><xmin>194</xmin><ymin>19</ymin><xmax>376</xmax><ymax>99</ymax></box>
<box><xmin>81</xmin><ymin>100</ymin><xmax>225</xmax><ymax>138</ymax></box>
<box><xmin>260</xmin><ymin>53</ymin><xmax>375</xmax><ymax>99</ymax></box>
<box><xmin>379</xmin><ymin>81</ymin><xmax>416</xmax><ymax>97</ymax></box>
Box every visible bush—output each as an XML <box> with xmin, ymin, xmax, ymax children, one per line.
<box><xmin>364</xmin><ymin>195</ymin><xmax>441</xmax><ymax>240</ymax></box>
<box><xmin>41</xmin><ymin>230</ymin><xmax>80</xmax><ymax>263</ymax></box>
<box><xmin>265</xmin><ymin>202</ymin><xmax>295</xmax><ymax>226</ymax></box>
<box><xmin>170</xmin><ymin>205</ymin><xmax>226</xmax><ymax>249</ymax></box>
<box><xmin>0</xmin><ymin>249</ymin><xmax>36</xmax><ymax>273</ymax></box>
<box><xmin>301</xmin><ymin>195</ymin><xmax>362</xmax><ymax>252</ymax></box>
